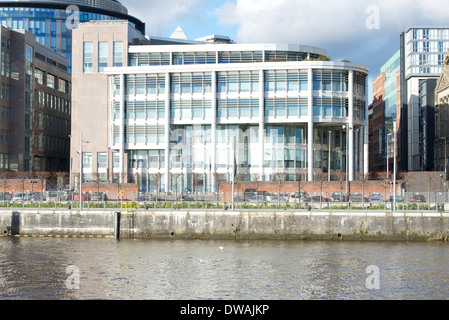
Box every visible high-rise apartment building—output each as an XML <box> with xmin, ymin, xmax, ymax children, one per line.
<box><xmin>71</xmin><ymin>21</ymin><xmax>369</xmax><ymax>193</ymax></box>
<box><xmin>0</xmin><ymin>25</ymin><xmax>71</xmax><ymax>172</ymax></box>
<box><xmin>434</xmin><ymin>56</ymin><xmax>449</xmax><ymax>174</ymax></box>
<box><xmin>400</xmin><ymin>27</ymin><xmax>449</xmax><ymax>171</ymax></box>
<box><xmin>0</xmin><ymin>0</ymin><xmax>145</xmax><ymax>70</ymax></box>
<box><xmin>369</xmin><ymin>50</ymin><xmax>401</xmax><ymax>174</ymax></box>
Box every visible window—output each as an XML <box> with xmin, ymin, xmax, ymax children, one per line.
<box><xmin>112</xmin><ymin>153</ymin><xmax>120</xmax><ymax>171</ymax></box>
<box><xmin>98</xmin><ymin>42</ymin><xmax>108</xmax><ymax>72</ymax></box>
<box><xmin>59</xmin><ymin>78</ymin><xmax>68</xmax><ymax>93</ymax></box>
<box><xmin>113</xmin><ymin>42</ymin><xmax>123</xmax><ymax>67</ymax></box>
<box><xmin>46</xmin><ymin>74</ymin><xmax>55</xmax><ymax>89</ymax></box>
<box><xmin>25</xmin><ymin>45</ymin><xmax>33</xmax><ymax>62</ymax></box>
<box><xmin>83</xmin><ymin>152</ymin><xmax>92</xmax><ymax>169</ymax></box>
<box><xmin>35</xmin><ymin>69</ymin><xmax>44</xmax><ymax>85</ymax></box>
<box><xmin>218</xmin><ymin>71</ymin><xmax>258</xmax><ymax>93</ymax></box>
<box><xmin>97</xmin><ymin>152</ymin><xmax>107</xmax><ymax>169</ymax></box>
<box><xmin>83</xmin><ymin>42</ymin><xmax>93</xmax><ymax>73</ymax></box>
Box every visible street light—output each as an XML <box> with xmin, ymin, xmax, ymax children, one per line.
<box><xmin>387</xmin><ymin>133</ymin><xmax>392</xmax><ymax>182</ymax></box>
<box><xmin>78</xmin><ymin>132</ymin><xmax>89</xmax><ymax>210</ymax></box>
<box><xmin>328</xmin><ymin>130</ymin><xmax>332</xmax><ymax>182</ymax></box>
<box><xmin>441</xmin><ymin>137</ymin><xmax>447</xmax><ymax>180</ymax></box>
<box><xmin>342</xmin><ymin>124</ymin><xmax>349</xmax><ymax>201</ymax></box>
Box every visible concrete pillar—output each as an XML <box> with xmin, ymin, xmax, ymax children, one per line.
<box><xmin>211</xmin><ymin>71</ymin><xmax>217</xmax><ymax>191</ymax></box>
<box><xmin>164</xmin><ymin>72</ymin><xmax>170</xmax><ymax>192</ymax></box>
<box><xmin>364</xmin><ymin>74</ymin><xmax>369</xmax><ymax>176</ymax></box>
<box><xmin>259</xmin><ymin>69</ymin><xmax>265</xmax><ymax>180</ymax></box>
<box><xmin>308</xmin><ymin>67</ymin><xmax>313</xmax><ymax>181</ymax></box>
<box><xmin>119</xmin><ymin>73</ymin><xmax>125</xmax><ymax>184</ymax></box>
<box><xmin>348</xmin><ymin>70</ymin><xmax>354</xmax><ymax>182</ymax></box>
<box><xmin>359</xmin><ymin>127</ymin><xmax>364</xmax><ymax>174</ymax></box>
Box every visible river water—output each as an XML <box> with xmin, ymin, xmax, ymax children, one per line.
<box><xmin>0</xmin><ymin>237</ymin><xmax>448</xmax><ymax>300</ymax></box>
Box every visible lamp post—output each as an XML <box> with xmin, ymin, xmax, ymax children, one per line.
<box><xmin>79</xmin><ymin>132</ymin><xmax>89</xmax><ymax>210</ymax></box>
<box><xmin>441</xmin><ymin>137</ymin><xmax>447</xmax><ymax>179</ymax></box>
<box><xmin>328</xmin><ymin>130</ymin><xmax>332</xmax><ymax>182</ymax></box>
<box><xmin>393</xmin><ymin>122</ymin><xmax>397</xmax><ymax>211</ymax></box>
<box><xmin>441</xmin><ymin>137</ymin><xmax>447</xmax><ymax>201</ymax></box>
<box><xmin>387</xmin><ymin>133</ymin><xmax>392</xmax><ymax>182</ymax></box>
<box><xmin>342</xmin><ymin>124</ymin><xmax>350</xmax><ymax>201</ymax></box>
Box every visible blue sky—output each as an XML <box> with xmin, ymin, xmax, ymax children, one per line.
<box><xmin>125</xmin><ymin>0</ymin><xmax>449</xmax><ymax>103</ymax></box>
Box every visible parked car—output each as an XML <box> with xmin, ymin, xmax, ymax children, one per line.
<box><xmin>137</xmin><ymin>193</ymin><xmax>155</xmax><ymax>202</ymax></box>
<box><xmin>369</xmin><ymin>194</ymin><xmax>384</xmax><ymax>203</ymax></box>
<box><xmin>311</xmin><ymin>196</ymin><xmax>328</xmax><ymax>202</ymax></box>
<box><xmin>411</xmin><ymin>194</ymin><xmax>426</xmax><ymax>202</ymax></box>
<box><xmin>389</xmin><ymin>196</ymin><xmax>404</xmax><ymax>202</ymax></box>
<box><xmin>233</xmin><ymin>196</ymin><xmax>246</xmax><ymax>203</ymax></box>
<box><xmin>45</xmin><ymin>191</ymin><xmax>59</xmax><ymax>201</ymax></box>
<box><xmin>29</xmin><ymin>192</ymin><xmax>44</xmax><ymax>201</ymax></box>
<box><xmin>12</xmin><ymin>192</ymin><xmax>30</xmax><ymax>201</ymax></box>
<box><xmin>91</xmin><ymin>192</ymin><xmax>108</xmax><ymax>201</ymax></box>
<box><xmin>0</xmin><ymin>193</ymin><xmax>11</xmax><ymax>201</ymax></box>
<box><xmin>349</xmin><ymin>193</ymin><xmax>363</xmax><ymax>202</ymax></box>
<box><xmin>290</xmin><ymin>191</ymin><xmax>310</xmax><ymax>203</ymax></box>
<box><xmin>178</xmin><ymin>194</ymin><xmax>194</xmax><ymax>201</ymax></box>
<box><xmin>270</xmin><ymin>196</ymin><xmax>288</xmax><ymax>203</ymax></box>
<box><xmin>59</xmin><ymin>190</ymin><xmax>72</xmax><ymax>201</ymax></box>
<box><xmin>249</xmin><ymin>195</ymin><xmax>267</xmax><ymax>203</ymax></box>
<box><xmin>244</xmin><ymin>189</ymin><xmax>256</xmax><ymax>201</ymax></box>
<box><xmin>331</xmin><ymin>192</ymin><xmax>348</xmax><ymax>202</ymax></box>
<box><xmin>73</xmin><ymin>193</ymin><xmax>91</xmax><ymax>201</ymax></box>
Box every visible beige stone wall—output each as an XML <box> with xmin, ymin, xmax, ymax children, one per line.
<box><xmin>71</xmin><ymin>22</ymin><xmax>144</xmax><ymax>184</ymax></box>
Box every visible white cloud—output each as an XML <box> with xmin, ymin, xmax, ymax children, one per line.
<box><xmin>125</xmin><ymin>0</ymin><xmax>208</xmax><ymax>37</ymax></box>
<box><xmin>215</xmin><ymin>0</ymin><xmax>449</xmax><ymax>70</ymax></box>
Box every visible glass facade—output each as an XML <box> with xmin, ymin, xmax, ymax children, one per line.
<box><xmin>0</xmin><ymin>5</ymin><xmax>143</xmax><ymax>71</ymax></box>
<box><xmin>110</xmin><ymin>57</ymin><xmax>368</xmax><ymax>192</ymax></box>
<box><xmin>405</xmin><ymin>28</ymin><xmax>449</xmax><ymax>77</ymax></box>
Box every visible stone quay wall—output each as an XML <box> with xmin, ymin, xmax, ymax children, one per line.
<box><xmin>1</xmin><ymin>209</ymin><xmax>449</xmax><ymax>241</ymax></box>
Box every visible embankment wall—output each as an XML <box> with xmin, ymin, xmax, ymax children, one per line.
<box><xmin>1</xmin><ymin>210</ymin><xmax>449</xmax><ymax>241</ymax></box>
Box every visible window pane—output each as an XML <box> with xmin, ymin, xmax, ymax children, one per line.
<box><xmin>113</xmin><ymin>41</ymin><xmax>123</xmax><ymax>67</ymax></box>
<box><xmin>83</xmin><ymin>42</ymin><xmax>93</xmax><ymax>73</ymax></box>
<box><xmin>98</xmin><ymin>41</ymin><xmax>108</xmax><ymax>72</ymax></box>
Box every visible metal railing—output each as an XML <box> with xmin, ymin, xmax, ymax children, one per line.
<box><xmin>0</xmin><ymin>190</ymin><xmax>447</xmax><ymax>212</ymax></box>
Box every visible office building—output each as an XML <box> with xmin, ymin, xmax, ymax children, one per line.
<box><xmin>400</xmin><ymin>27</ymin><xmax>449</xmax><ymax>171</ymax></box>
<box><xmin>0</xmin><ymin>25</ymin><xmax>71</xmax><ymax>171</ymax></box>
<box><xmin>434</xmin><ymin>54</ymin><xmax>449</xmax><ymax>174</ymax></box>
<box><xmin>71</xmin><ymin>21</ymin><xmax>369</xmax><ymax>193</ymax></box>
<box><xmin>369</xmin><ymin>50</ymin><xmax>401</xmax><ymax>174</ymax></box>
<box><xmin>0</xmin><ymin>0</ymin><xmax>145</xmax><ymax>70</ymax></box>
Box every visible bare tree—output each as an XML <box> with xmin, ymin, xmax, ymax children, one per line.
<box><xmin>357</xmin><ymin>172</ymin><xmax>369</xmax><ymax>201</ymax></box>
<box><xmin>294</xmin><ymin>172</ymin><xmax>305</xmax><ymax>199</ymax></box>
<box><xmin>273</xmin><ymin>171</ymin><xmax>286</xmax><ymax>205</ymax></box>
<box><xmin>170</xmin><ymin>173</ymin><xmax>183</xmax><ymax>201</ymax></box>
<box><xmin>315</xmin><ymin>172</ymin><xmax>328</xmax><ymax>201</ymax></box>
<box><xmin>15</xmin><ymin>171</ymin><xmax>32</xmax><ymax>195</ymax></box>
<box><xmin>398</xmin><ymin>171</ymin><xmax>409</xmax><ymax>199</ymax></box>
<box><xmin>251</xmin><ymin>173</ymin><xmax>261</xmax><ymax>194</ymax></box>
<box><xmin>55</xmin><ymin>171</ymin><xmax>69</xmax><ymax>190</ymax></box>
<box><xmin>192</xmin><ymin>172</ymin><xmax>203</xmax><ymax>201</ymax></box>
<box><xmin>212</xmin><ymin>172</ymin><xmax>225</xmax><ymax>201</ymax></box>
<box><xmin>375</xmin><ymin>171</ymin><xmax>389</xmax><ymax>200</ymax></box>
<box><xmin>234</xmin><ymin>172</ymin><xmax>246</xmax><ymax>198</ymax></box>
<box><xmin>33</xmin><ymin>171</ymin><xmax>51</xmax><ymax>197</ymax></box>
<box><xmin>92</xmin><ymin>172</ymin><xmax>105</xmax><ymax>194</ymax></box>
<box><xmin>0</xmin><ymin>170</ymin><xmax>11</xmax><ymax>199</ymax></box>
<box><xmin>333</xmin><ymin>171</ymin><xmax>347</xmax><ymax>201</ymax></box>
<box><xmin>150</xmin><ymin>172</ymin><xmax>162</xmax><ymax>201</ymax></box>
